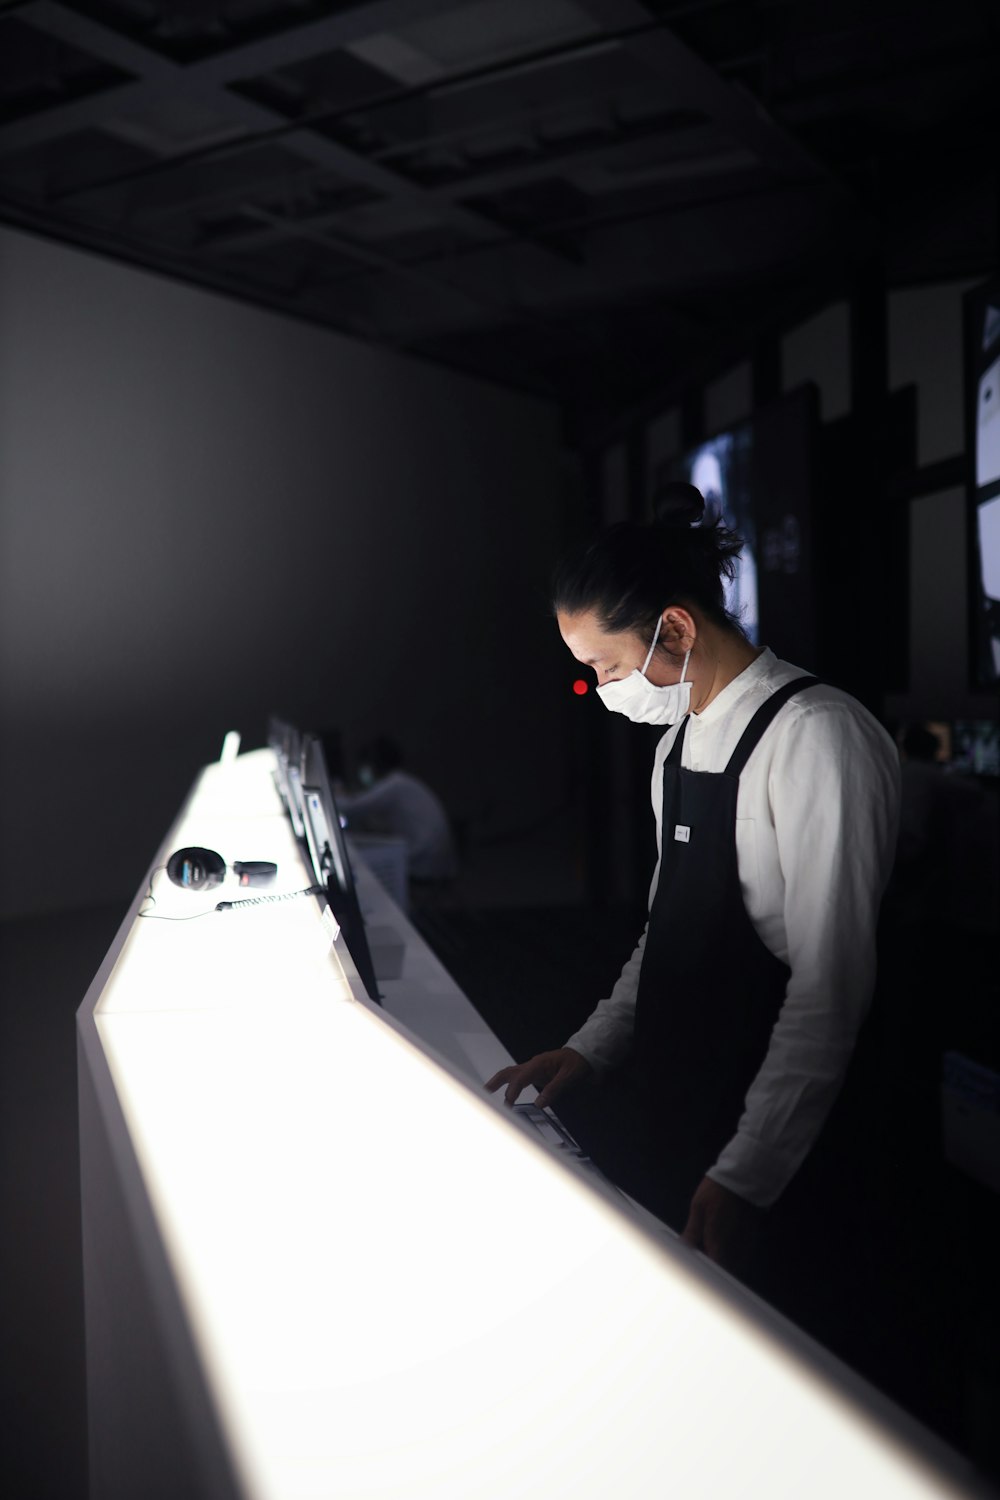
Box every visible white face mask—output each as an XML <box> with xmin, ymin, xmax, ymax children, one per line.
<box><xmin>596</xmin><ymin>618</ymin><xmax>692</xmax><ymax>725</ymax></box>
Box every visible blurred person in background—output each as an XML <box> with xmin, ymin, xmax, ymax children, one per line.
<box><xmin>340</xmin><ymin>736</ymin><xmax>459</xmax><ymax>886</ymax></box>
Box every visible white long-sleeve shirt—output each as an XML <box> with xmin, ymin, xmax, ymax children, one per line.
<box><xmin>564</xmin><ymin>649</ymin><xmax>901</xmax><ymax>1209</ymax></box>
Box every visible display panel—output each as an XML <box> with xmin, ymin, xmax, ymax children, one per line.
<box><xmin>267</xmin><ymin>715</ymin><xmax>307</xmax><ymax>840</ymax></box>
<box><xmin>671</xmin><ymin>422</ymin><xmax>758</xmax><ymax>643</ymax></box>
<box><xmin>299</xmin><ymin>731</ymin><xmax>380</xmax><ymax>1004</ymax></box>
<box><xmin>964</xmin><ymin>276</ymin><xmax>1000</xmax><ymax>687</ymax></box>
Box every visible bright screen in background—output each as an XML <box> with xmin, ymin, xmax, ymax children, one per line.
<box><xmin>976</xmin><ymin>355</ymin><xmax>1000</xmax><ymax>488</ymax></box>
<box><xmin>984</xmin><ymin>302</ymin><xmax>1000</xmax><ymax>352</ymax></box>
<box><xmin>954</xmin><ymin>720</ymin><xmax>1000</xmax><ymax>777</ymax></box>
<box><xmin>976</xmin><ymin>493</ymin><xmax>1000</xmax><ymax>679</ymax></box>
<box><xmin>680</xmin><ymin>427</ymin><xmax>758</xmax><ymax>644</ymax></box>
<box><xmin>971</xmin><ymin>290</ymin><xmax>1000</xmax><ymax>685</ymax></box>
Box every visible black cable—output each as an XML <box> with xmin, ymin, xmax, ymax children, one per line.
<box><xmin>137</xmin><ymin>864</ymin><xmax>169</xmax><ymax>918</ymax></box>
<box><xmin>216</xmin><ymin>885</ymin><xmax>324</xmax><ymax>911</ymax></box>
<box><xmin>136</xmin><ymin>907</ymin><xmax>220</xmax><ymax>922</ymax></box>
<box><xmin>136</xmin><ymin>882</ymin><xmax>324</xmax><ymax>921</ymax></box>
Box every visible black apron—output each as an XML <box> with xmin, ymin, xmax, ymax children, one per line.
<box><xmin>631</xmin><ymin>674</ymin><xmax>819</xmax><ymax>1228</ymax></box>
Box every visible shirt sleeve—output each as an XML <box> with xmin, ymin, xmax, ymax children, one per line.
<box><xmin>708</xmin><ymin>702</ymin><xmax>901</xmax><ymax>1208</ymax></box>
<box><xmin>562</xmin><ymin>923</ymin><xmax>648</xmax><ymax>1071</ymax></box>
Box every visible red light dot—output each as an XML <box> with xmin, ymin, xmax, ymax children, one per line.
<box><xmin>572</xmin><ymin>679</ymin><xmax>589</xmax><ymax>696</ymax></box>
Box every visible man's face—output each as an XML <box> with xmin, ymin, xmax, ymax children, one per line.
<box><xmin>557</xmin><ymin>609</ymin><xmax>686</xmax><ymax>689</ymax></box>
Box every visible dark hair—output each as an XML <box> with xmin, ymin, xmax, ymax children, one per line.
<box><xmin>551</xmin><ymin>482</ymin><xmax>746</xmax><ymax>645</ymax></box>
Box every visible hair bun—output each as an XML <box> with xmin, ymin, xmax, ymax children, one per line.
<box><xmin>652</xmin><ymin>480</ymin><xmax>705</xmax><ymax>528</ymax></box>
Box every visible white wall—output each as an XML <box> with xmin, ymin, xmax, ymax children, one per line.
<box><xmin>0</xmin><ymin>226</ymin><xmax>572</xmax><ymax>917</ymax></box>
<box><xmin>777</xmin><ymin>280</ymin><xmax>996</xmax><ymax>723</ymax></box>
<box><xmin>882</xmin><ymin>281</ymin><xmax>995</xmax><ymax>721</ymax></box>
<box><xmin>615</xmin><ymin>283</ymin><xmax>995</xmax><ymax>724</ymax></box>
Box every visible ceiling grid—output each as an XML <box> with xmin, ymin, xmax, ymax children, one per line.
<box><xmin>0</xmin><ymin>0</ymin><xmax>997</xmax><ymax>413</ymax></box>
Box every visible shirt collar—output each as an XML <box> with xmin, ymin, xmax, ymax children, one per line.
<box><xmin>693</xmin><ymin>647</ymin><xmax>776</xmax><ymax>726</ymax></box>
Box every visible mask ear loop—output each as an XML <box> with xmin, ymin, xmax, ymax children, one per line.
<box><xmin>641</xmin><ymin>617</ymin><xmax>691</xmax><ymax>682</ymax></box>
<box><xmin>640</xmin><ymin>617</ymin><xmax>663</xmax><ymax>677</ymax></box>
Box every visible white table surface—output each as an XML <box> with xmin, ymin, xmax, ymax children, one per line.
<box><xmin>82</xmin><ymin>747</ymin><xmax>976</xmax><ymax>1500</ymax></box>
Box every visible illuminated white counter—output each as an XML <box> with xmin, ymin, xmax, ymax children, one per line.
<box><xmin>78</xmin><ymin>748</ymin><xmax>982</xmax><ymax>1500</ymax></box>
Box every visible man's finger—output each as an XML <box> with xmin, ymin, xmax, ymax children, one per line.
<box><xmin>484</xmin><ymin>1068</ymin><xmax>514</xmax><ymax>1094</ymax></box>
<box><xmin>534</xmin><ymin>1071</ymin><xmax>567</xmax><ymax>1111</ymax></box>
<box><xmin>504</xmin><ymin>1071</ymin><xmax>531</xmax><ymax>1106</ymax></box>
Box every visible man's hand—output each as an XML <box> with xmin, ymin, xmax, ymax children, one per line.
<box><xmin>681</xmin><ymin>1176</ymin><xmax>761</xmax><ymax>1271</ymax></box>
<box><xmin>484</xmin><ymin>1049</ymin><xmax>592</xmax><ymax>1111</ymax></box>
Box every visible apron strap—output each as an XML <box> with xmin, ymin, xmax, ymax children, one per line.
<box><xmin>665</xmin><ymin>715</ymin><xmax>690</xmax><ymax>764</ymax></box>
<box><xmin>723</xmin><ymin>674</ymin><xmax>820</xmax><ymax>778</ymax></box>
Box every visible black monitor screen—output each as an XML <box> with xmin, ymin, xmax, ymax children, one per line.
<box><xmin>268</xmin><ymin>715</ymin><xmax>307</xmax><ymax>842</ymax></box>
<box><xmin>299</xmin><ymin>733</ymin><xmax>381</xmax><ymax>1005</ymax></box>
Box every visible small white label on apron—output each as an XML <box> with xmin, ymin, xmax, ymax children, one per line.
<box><xmin>674</xmin><ymin>825</ymin><xmax>691</xmax><ymax>843</ymax></box>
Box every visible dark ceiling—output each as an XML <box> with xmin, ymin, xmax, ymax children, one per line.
<box><xmin>1</xmin><ymin>0</ymin><xmax>998</xmax><ymax>423</ymax></box>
